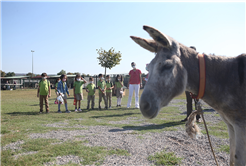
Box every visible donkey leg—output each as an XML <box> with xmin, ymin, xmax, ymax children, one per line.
<box><xmin>226</xmin><ymin>123</ymin><xmax>236</xmax><ymax>166</ymax></box>
<box><xmin>234</xmin><ymin>125</ymin><xmax>246</xmax><ymax>166</ymax></box>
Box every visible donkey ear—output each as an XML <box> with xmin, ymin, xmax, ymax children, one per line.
<box><xmin>130</xmin><ymin>36</ymin><xmax>157</xmax><ymax>53</ymax></box>
<box><xmin>143</xmin><ymin>25</ymin><xmax>171</xmax><ymax>48</ymax></box>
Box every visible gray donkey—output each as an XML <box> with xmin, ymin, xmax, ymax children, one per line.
<box><xmin>130</xmin><ymin>25</ymin><xmax>246</xmax><ymax>166</ymax></box>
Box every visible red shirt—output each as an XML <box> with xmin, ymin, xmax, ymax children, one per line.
<box><xmin>129</xmin><ymin>69</ymin><xmax>141</xmax><ymax>84</ymax></box>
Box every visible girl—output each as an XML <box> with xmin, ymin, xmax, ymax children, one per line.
<box><xmin>57</xmin><ymin>74</ymin><xmax>70</xmax><ymax>113</ymax></box>
<box><xmin>114</xmin><ymin>75</ymin><xmax>124</xmax><ymax>107</ymax></box>
<box><xmin>73</xmin><ymin>74</ymin><xmax>87</xmax><ymax>112</ymax></box>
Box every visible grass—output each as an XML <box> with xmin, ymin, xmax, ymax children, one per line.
<box><xmin>2</xmin><ymin>139</ymin><xmax>130</xmax><ymax>166</ymax></box>
<box><xmin>148</xmin><ymin>150</ymin><xmax>182</xmax><ymax>165</ymax></box>
<box><xmin>1</xmin><ymin>89</ymin><xmax>228</xmax><ymax>165</ymax></box>
<box><xmin>219</xmin><ymin>145</ymin><xmax>230</xmax><ymax>154</ymax></box>
<box><xmin>201</xmin><ymin>121</ymin><xmax>228</xmax><ymax>139</ymax></box>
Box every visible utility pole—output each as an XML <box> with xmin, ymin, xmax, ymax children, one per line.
<box><xmin>31</xmin><ymin>50</ymin><xmax>35</xmax><ymax>77</ymax></box>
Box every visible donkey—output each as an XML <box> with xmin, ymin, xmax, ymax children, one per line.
<box><xmin>130</xmin><ymin>25</ymin><xmax>246</xmax><ymax>166</ymax></box>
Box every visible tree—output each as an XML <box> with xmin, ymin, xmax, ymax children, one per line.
<box><xmin>1</xmin><ymin>70</ymin><xmax>6</xmax><ymax>77</ymax></box>
<box><xmin>74</xmin><ymin>72</ymin><xmax>80</xmax><ymax>76</ymax></box>
<box><xmin>81</xmin><ymin>73</ymin><xmax>86</xmax><ymax>78</ymax></box>
<box><xmin>96</xmin><ymin>47</ymin><xmax>122</xmax><ymax>77</ymax></box>
<box><xmin>67</xmin><ymin>72</ymin><xmax>73</xmax><ymax>75</ymax></box>
<box><xmin>57</xmin><ymin>70</ymin><xmax>66</xmax><ymax>75</ymax></box>
<box><xmin>26</xmin><ymin>72</ymin><xmax>33</xmax><ymax>77</ymax></box>
<box><xmin>5</xmin><ymin>72</ymin><xmax>15</xmax><ymax>77</ymax></box>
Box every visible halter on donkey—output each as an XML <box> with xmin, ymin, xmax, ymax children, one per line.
<box><xmin>130</xmin><ymin>25</ymin><xmax>246</xmax><ymax>166</ymax></box>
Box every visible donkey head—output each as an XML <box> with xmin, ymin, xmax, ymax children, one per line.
<box><xmin>130</xmin><ymin>25</ymin><xmax>187</xmax><ymax>119</ymax></box>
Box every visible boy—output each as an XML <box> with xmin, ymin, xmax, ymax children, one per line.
<box><xmin>73</xmin><ymin>74</ymin><xmax>87</xmax><ymax>112</ymax></box>
<box><xmin>106</xmin><ymin>75</ymin><xmax>114</xmax><ymax>109</ymax></box>
<box><xmin>86</xmin><ymin>77</ymin><xmax>96</xmax><ymax>109</ymax></box>
<box><xmin>97</xmin><ymin>74</ymin><xmax>107</xmax><ymax>110</ymax></box>
<box><xmin>37</xmin><ymin>73</ymin><xmax>51</xmax><ymax>113</ymax></box>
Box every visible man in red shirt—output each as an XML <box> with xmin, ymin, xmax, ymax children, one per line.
<box><xmin>127</xmin><ymin>62</ymin><xmax>142</xmax><ymax>108</ymax></box>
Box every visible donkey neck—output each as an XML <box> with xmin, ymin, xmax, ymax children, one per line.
<box><xmin>180</xmin><ymin>45</ymin><xmax>241</xmax><ymax>111</ymax></box>
<box><xmin>179</xmin><ymin>48</ymin><xmax>200</xmax><ymax>95</ymax></box>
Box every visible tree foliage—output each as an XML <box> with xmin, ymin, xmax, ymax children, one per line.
<box><xmin>26</xmin><ymin>72</ymin><xmax>33</xmax><ymax>77</ymax></box>
<box><xmin>57</xmin><ymin>70</ymin><xmax>66</xmax><ymax>75</ymax></box>
<box><xmin>5</xmin><ymin>72</ymin><xmax>15</xmax><ymax>77</ymax></box>
<box><xmin>1</xmin><ymin>70</ymin><xmax>6</xmax><ymax>77</ymax></box>
<box><xmin>67</xmin><ymin>72</ymin><xmax>74</xmax><ymax>75</ymax></box>
<box><xmin>74</xmin><ymin>72</ymin><xmax>81</xmax><ymax>76</ymax></box>
<box><xmin>96</xmin><ymin>47</ymin><xmax>122</xmax><ymax>76</ymax></box>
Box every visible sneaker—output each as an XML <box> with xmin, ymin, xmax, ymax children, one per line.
<box><xmin>75</xmin><ymin>109</ymin><xmax>78</xmax><ymax>112</ymax></box>
<box><xmin>91</xmin><ymin>107</ymin><xmax>94</xmax><ymax>110</ymax></box>
<box><xmin>65</xmin><ymin>110</ymin><xmax>71</xmax><ymax>113</ymax></box>
<box><xmin>57</xmin><ymin>110</ymin><xmax>62</xmax><ymax>113</ymax></box>
<box><xmin>119</xmin><ymin>105</ymin><xmax>121</xmax><ymax>107</ymax></box>
<box><xmin>46</xmin><ymin>110</ymin><xmax>49</xmax><ymax>114</ymax></box>
<box><xmin>99</xmin><ymin>106</ymin><xmax>101</xmax><ymax>110</ymax></box>
<box><xmin>135</xmin><ymin>107</ymin><xmax>139</xmax><ymax>109</ymax></box>
<box><xmin>39</xmin><ymin>111</ymin><xmax>43</xmax><ymax>114</ymax></box>
<box><xmin>87</xmin><ymin>106</ymin><xmax>89</xmax><ymax>109</ymax></box>
<box><xmin>105</xmin><ymin>107</ymin><xmax>108</xmax><ymax>110</ymax></box>
<box><xmin>116</xmin><ymin>105</ymin><xmax>119</xmax><ymax>107</ymax></box>
<box><xmin>109</xmin><ymin>106</ymin><xmax>112</xmax><ymax>109</ymax></box>
<box><xmin>78</xmin><ymin>108</ymin><xmax>82</xmax><ymax>112</ymax></box>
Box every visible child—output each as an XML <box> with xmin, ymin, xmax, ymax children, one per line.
<box><xmin>54</xmin><ymin>78</ymin><xmax>61</xmax><ymax>104</ymax></box>
<box><xmin>142</xmin><ymin>63</ymin><xmax>149</xmax><ymax>83</ymax></box>
<box><xmin>73</xmin><ymin>74</ymin><xmax>87</xmax><ymax>112</ymax></box>
<box><xmin>57</xmin><ymin>74</ymin><xmax>70</xmax><ymax>113</ymax></box>
<box><xmin>105</xmin><ymin>75</ymin><xmax>114</xmax><ymax>109</ymax></box>
<box><xmin>37</xmin><ymin>73</ymin><xmax>51</xmax><ymax>113</ymax></box>
<box><xmin>97</xmin><ymin>74</ymin><xmax>107</xmax><ymax>110</ymax></box>
<box><xmin>86</xmin><ymin>77</ymin><xmax>96</xmax><ymax>109</ymax></box>
<box><xmin>114</xmin><ymin>75</ymin><xmax>124</xmax><ymax>107</ymax></box>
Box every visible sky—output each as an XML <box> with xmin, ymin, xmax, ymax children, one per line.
<box><xmin>1</xmin><ymin>1</ymin><xmax>245</xmax><ymax>76</ymax></box>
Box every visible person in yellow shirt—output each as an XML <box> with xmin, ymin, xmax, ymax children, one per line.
<box><xmin>37</xmin><ymin>73</ymin><xmax>51</xmax><ymax>113</ymax></box>
<box><xmin>73</xmin><ymin>74</ymin><xmax>87</xmax><ymax>112</ymax></box>
<box><xmin>97</xmin><ymin>74</ymin><xmax>107</xmax><ymax>110</ymax></box>
<box><xmin>114</xmin><ymin>75</ymin><xmax>124</xmax><ymax>107</ymax></box>
<box><xmin>86</xmin><ymin>77</ymin><xmax>96</xmax><ymax>109</ymax></box>
<box><xmin>105</xmin><ymin>75</ymin><xmax>114</xmax><ymax>109</ymax></box>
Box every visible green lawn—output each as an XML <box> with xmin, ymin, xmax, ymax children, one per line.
<box><xmin>1</xmin><ymin>89</ymin><xmax>228</xmax><ymax>165</ymax></box>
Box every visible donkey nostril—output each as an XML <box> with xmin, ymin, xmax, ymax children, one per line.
<box><xmin>142</xmin><ymin>101</ymin><xmax>151</xmax><ymax>111</ymax></box>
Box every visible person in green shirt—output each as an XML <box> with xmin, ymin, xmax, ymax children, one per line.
<box><xmin>114</xmin><ymin>74</ymin><xmax>124</xmax><ymax>107</ymax></box>
<box><xmin>37</xmin><ymin>73</ymin><xmax>51</xmax><ymax>113</ymax></box>
<box><xmin>86</xmin><ymin>77</ymin><xmax>96</xmax><ymax>109</ymax></box>
<box><xmin>97</xmin><ymin>74</ymin><xmax>107</xmax><ymax>110</ymax></box>
<box><xmin>73</xmin><ymin>74</ymin><xmax>87</xmax><ymax>112</ymax></box>
<box><xmin>106</xmin><ymin>75</ymin><xmax>114</xmax><ymax>109</ymax></box>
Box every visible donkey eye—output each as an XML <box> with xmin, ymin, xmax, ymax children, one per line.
<box><xmin>160</xmin><ymin>61</ymin><xmax>173</xmax><ymax>73</ymax></box>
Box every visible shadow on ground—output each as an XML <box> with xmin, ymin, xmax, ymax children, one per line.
<box><xmin>109</xmin><ymin>121</ymin><xmax>183</xmax><ymax>132</ymax></box>
<box><xmin>5</xmin><ymin>111</ymin><xmax>39</xmax><ymax>116</ymax></box>
<box><xmin>203</xmin><ymin>109</ymin><xmax>216</xmax><ymax>112</ymax></box>
<box><xmin>90</xmin><ymin>112</ymin><xmax>141</xmax><ymax>118</ymax></box>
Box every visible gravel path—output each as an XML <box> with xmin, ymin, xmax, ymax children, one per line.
<box><xmin>3</xmin><ymin>99</ymin><xmax>230</xmax><ymax>165</ymax></box>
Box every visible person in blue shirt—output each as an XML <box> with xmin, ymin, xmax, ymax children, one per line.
<box><xmin>57</xmin><ymin>74</ymin><xmax>70</xmax><ymax>113</ymax></box>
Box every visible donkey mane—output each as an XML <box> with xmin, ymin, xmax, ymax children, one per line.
<box><xmin>237</xmin><ymin>54</ymin><xmax>245</xmax><ymax>86</ymax></box>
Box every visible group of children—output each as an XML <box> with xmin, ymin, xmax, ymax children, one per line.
<box><xmin>37</xmin><ymin>73</ymin><xmax>124</xmax><ymax>113</ymax></box>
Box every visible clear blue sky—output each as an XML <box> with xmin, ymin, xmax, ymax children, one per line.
<box><xmin>1</xmin><ymin>1</ymin><xmax>245</xmax><ymax>75</ymax></box>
